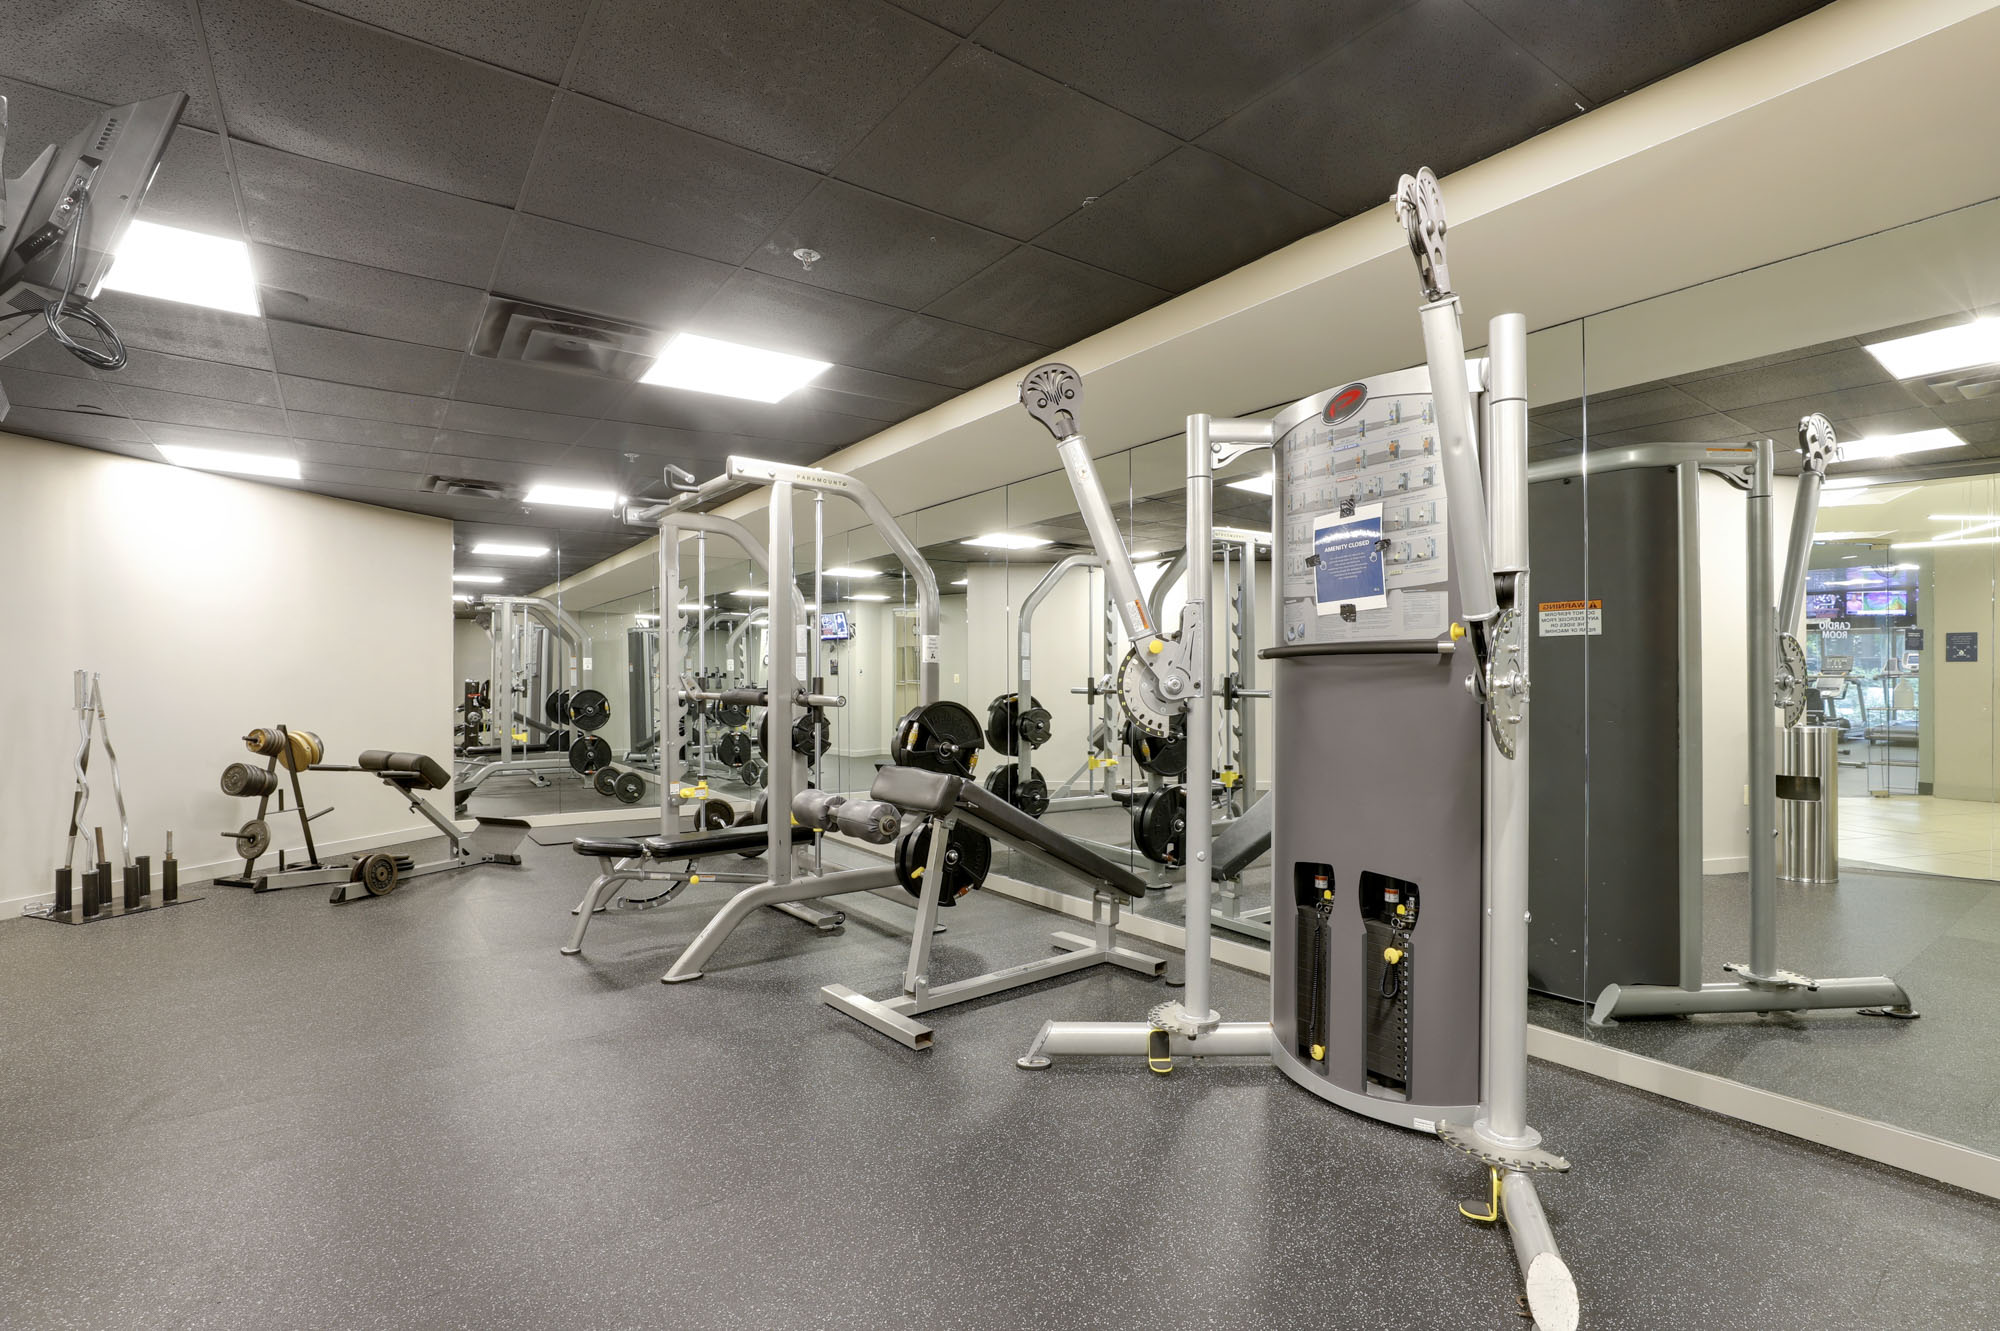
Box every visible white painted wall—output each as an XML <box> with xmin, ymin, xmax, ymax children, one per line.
<box><xmin>2</xmin><ymin>434</ymin><xmax>455</xmax><ymax>910</ymax></box>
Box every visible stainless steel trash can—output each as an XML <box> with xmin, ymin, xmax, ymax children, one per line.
<box><xmin>1778</xmin><ymin>724</ymin><xmax>1840</xmax><ymax>884</ymax></box>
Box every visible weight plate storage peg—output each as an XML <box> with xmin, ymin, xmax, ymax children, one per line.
<box><xmin>357</xmin><ymin>851</ymin><xmax>400</xmax><ymax>897</ymax></box>
<box><xmin>569</xmin><ymin>735</ymin><xmax>613</xmax><ymax>774</ymax></box>
<box><xmin>893</xmin><ymin>823</ymin><xmax>992</xmax><ymax>906</ymax></box>
<box><xmin>891</xmin><ymin>700</ymin><xmax>985</xmax><ymax>777</ymax></box>
<box><xmin>613</xmin><ymin>771</ymin><xmax>646</xmax><ymax>804</ymax></box>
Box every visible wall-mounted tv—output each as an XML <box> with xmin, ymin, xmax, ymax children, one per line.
<box><xmin>819</xmin><ymin>611</ymin><xmax>851</xmax><ymax>642</ymax></box>
<box><xmin>1845</xmin><ymin>589</ymin><xmax>1911</xmax><ymax>617</ymax></box>
<box><xmin>1805</xmin><ymin>591</ymin><xmax>1845</xmax><ymax>620</ymax></box>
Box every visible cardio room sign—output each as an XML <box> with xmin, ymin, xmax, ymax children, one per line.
<box><xmin>1537</xmin><ymin>599</ymin><xmax>1602</xmax><ymax>637</ymax></box>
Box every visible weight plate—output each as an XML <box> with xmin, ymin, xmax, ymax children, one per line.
<box><xmin>1126</xmin><ymin>720</ymin><xmax>1189</xmax><ymax>778</ymax></box>
<box><xmin>985</xmin><ymin>695</ymin><xmax>1054</xmax><ymax>756</ymax></box>
<box><xmin>593</xmin><ymin>768</ymin><xmax>618</xmax><ymax>797</ymax></box>
<box><xmin>740</xmin><ymin>757</ymin><xmax>767</xmax><ymax>788</ymax></box>
<box><xmin>546</xmin><ymin>728</ymin><xmax>570</xmax><ymax>753</ymax></box>
<box><xmin>568</xmin><ymin>688</ymin><xmax>611</xmax><ymax>733</ymax></box>
<box><xmin>716</xmin><ymin>701</ymin><xmax>749</xmax><ymax>727</ymax></box>
<box><xmin>699</xmin><ymin>798</ymin><xmax>734</xmax><ymax>831</ymax></box>
<box><xmin>740</xmin><ymin>792</ymin><xmax>771</xmax><ymax>856</ymax></box>
<box><xmin>219</xmin><ymin>762</ymin><xmax>276</xmax><ymax>798</ymax></box>
<box><xmin>983</xmin><ymin>763</ymin><xmax>1051</xmax><ymax>819</ymax></box>
<box><xmin>892</xmin><ymin>823</ymin><xmax>992</xmax><ymax>906</ymax></box>
<box><xmin>614</xmin><ymin>771</ymin><xmax>646</xmax><ymax>804</ymax></box>
<box><xmin>358</xmin><ymin>851</ymin><xmax>400</xmax><ymax>897</ymax></box>
<box><xmin>890</xmin><ymin>700</ymin><xmax>985</xmax><ymax>777</ymax></box>
<box><xmin>279</xmin><ymin>729</ymin><xmax>323</xmax><ymax>772</ymax></box>
<box><xmin>464</xmin><ymin>708</ymin><xmax>483</xmax><ymax>731</ymax></box>
<box><xmin>1016</xmin><ymin>701</ymin><xmax>1053</xmax><ymax>750</ymax></box>
<box><xmin>1132</xmin><ymin>787</ymin><xmax>1187</xmax><ymax>866</ymax></box>
<box><xmin>243</xmin><ymin>727</ymin><xmax>285</xmax><ymax>758</ymax></box>
<box><xmin>717</xmin><ymin>731</ymin><xmax>751</xmax><ymax>768</ymax></box>
<box><xmin>545</xmin><ymin>689</ymin><xmax>572</xmax><ymax>727</ymax></box>
<box><xmin>985</xmin><ymin>695</ymin><xmax>1015</xmax><ymax>754</ymax></box>
<box><xmin>234</xmin><ymin>818</ymin><xmax>271</xmax><ymax>860</ymax></box>
<box><xmin>569</xmin><ymin>735</ymin><xmax>612</xmax><ymax>774</ymax></box>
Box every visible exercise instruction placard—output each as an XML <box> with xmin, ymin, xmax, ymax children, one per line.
<box><xmin>1538</xmin><ymin>600</ymin><xmax>1602</xmax><ymax>637</ymax></box>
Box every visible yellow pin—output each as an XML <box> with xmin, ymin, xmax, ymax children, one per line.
<box><xmin>1450</xmin><ymin>622</ymin><xmax>1466</xmax><ymax>640</ymax></box>
<box><xmin>1384</xmin><ymin>947</ymin><xmax>1404</xmax><ymax>965</ymax></box>
<box><xmin>1148</xmin><ymin>640</ymin><xmax>1164</xmax><ymax>655</ymax></box>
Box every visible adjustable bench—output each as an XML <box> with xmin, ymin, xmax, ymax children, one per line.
<box><xmin>815</xmin><ymin>765</ymin><xmax>1166</xmax><ymax>1049</ymax></box>
<box><xmin>563</xmin><ymin>823</ymin><xmax>818</xmax><ymax>954</ymax></box>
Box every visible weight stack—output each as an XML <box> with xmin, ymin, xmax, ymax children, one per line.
<box><xmin>1293</xmin><ymin>903</ymin><xmax>1331</xmax><ymax>1065</ymax></box>
<box><xmin>1361</xmin><ymin>920</ymin><xmax>1412</xmax><ymax>1090</ymax></box>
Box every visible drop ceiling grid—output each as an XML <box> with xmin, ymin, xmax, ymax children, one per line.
<box><xmin>0</xmin><ymin>0</ymin><xmax>1836</xmax><ymax>592</ymax></box>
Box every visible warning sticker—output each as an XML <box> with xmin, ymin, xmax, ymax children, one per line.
<box><xmin>1538</xmin><ymin>600</ymin><xmax>1602</xmax><ymax>637</ymax></box>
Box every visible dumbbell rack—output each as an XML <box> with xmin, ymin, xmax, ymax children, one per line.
<box><xmin>216</xmin><ymin>724</ymin><xmax>334</xmax><ymax>890</ymax></box>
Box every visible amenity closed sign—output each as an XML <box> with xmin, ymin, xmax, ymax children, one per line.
<box><xmin>1537</xmin><ymin>599</ymin><xmax>1602</xmax><ymax>637</ymax></box>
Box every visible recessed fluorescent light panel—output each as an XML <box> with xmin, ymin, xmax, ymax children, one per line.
<box><xmin>1895</xmin><ymin>533</ymin><xmax>2000</xmax><ymax>550</ymax></box>
<box><xmin>821</xmin><ymin>567</ymin><xmax>880</xmax><ymax>579</ymax></box>
<box><xmin>950</xmin><ymin>578</ymin><xmax>968</xmax><ymax>587</ymax></box>
<box><xmin>1228</xmin><ymin>474</ymin><xmax>1274</xmax><ymax>495</ymax></box>
<box><xmin>847</xmin><ymin>593</ymin><xmax>891</xmax><ymax>602</ymax></box>
<box><xmin>963</xmin><ymin>532</ymin><xmax>1052</xmax><ymax>550</ymax></box>
<box><xmin>732</xmin><ymin>588</ymin><xmax>770</xmax><ymax>599</ymax></box>
<box><xmin>156</xmin><ymin>444</ymin><xmax>298</xmax><ymax>478</ymax></box>
<box><xmin>100</xmin><ymin>220</ymin><xmax>261</xmax><ymax>315</ymax></box>
<box><xmin>471</xmin><ymin>542</ymin><xmax>550</xmax><ymax>558</ymax></box>
<box><xmin>641</xmin><ymin>332</ymin><xmax>831</xmax><ymax>403</ymax></box>
<box><xmin>453</xmin><ymin>573</ymin><xmax>503</xmax><ymax>584</ymax></box>
<box><xmin>1864</xmin><ymin>317</ymin><xmax>2000</xmax><ymax>379</ymax></box>
<box><xmin>1810</xmin><ymin>530</ymin><xmax>1891</xmax><ymax>543</ymax></box>
<box><xmin>678</xmin><ymin>602</ymin><xmax>705</xmax><ymax>612</ymax></box>
<box><xmin>1837</xmin><ymin>429</ymin><xmax>1965</xmax><ymax>461</ymax></box>
<box><xmin>524</xmin><ymin>483</ymin><xmax>619</xmax><ymax>510</ymax></box>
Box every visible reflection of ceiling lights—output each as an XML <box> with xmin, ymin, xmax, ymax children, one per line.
<box><xmin>821</xmin><ymin>567</ymin><xmax>880</xmax><ymax>578</ymax></box>
<box><xmin>678</xmin><ymin>602</ymin><xmax>704</xmax><ymax>611</ymax></box>
<box><xmin>1818</xmin><ymin>486</ymin><xmax>1917</xmax><ymax>508</ymax></box>
<box><xmin>1864</xmin><ymin>317</ymin><xmax>2000</xmax><ymax>379</ymax></box>
<box><xmin>732</xmin><ymin>588</ymin><xmax>770</xmax><ymax>599</ymax></box>
<box><xmin>1129</xmin><ymin>549</ymin><xmax>1160</xmax><ymax>561</ymax></box>
<box><xmin>452</xmin><ymin>593</ymin><xmax>475</xmax><ymax>602</ymax></box>
<box><xmin>1810</xmin><ymin>531</ymin><xmax>1891</xmax><ymax>543</ymax></box>
<box><xmin>1895</xmin><ymin>533</ymin><xmax>2000</xmax><ymax>549</ymax></box>
<box><xmin>847</xmin><ymin>593</ymin><xmax>891</xmax><ymax>602</ymax></box>
<box><xmin>950</xmin><ymin>578</ymin><xmax>968</xmax><ymax>587</ymax></box>
<box><xmin>524</xmin><ymin>483</ymin><xmax>618</xmax><ymax>509</ymax></box>
<box><xmin>157</xmin><ymin>444</ymin><xmax>299</xmax><ymax>478</ymax></box>
<box><xmin>641</xmin><ymin>332</ymin><xmax>831</xmax><ymax>403</ymax></box>
<box><xmin>471</xmin><ymin>541</ymin><xmax>549</xmax><ymax>557</ymax></box>
<box><xmin>454</xmin><ymin>573</ymin><xmax>503</xmax><ymax>583</ymax></box>
<box><xmin>633</xmin><ymin>613</ymin><xmax>658</xmax><ymax>623</ymax></box>
<box><xmin>1931</xmin><ymin>518</ymin><xmax>2000</xmax><ymax>540</ymax></box>
<box><xmin>1927</xmin><ymin>513</ymin><xmax>1999</xmax><ymax>521</ymax></box>
<box><xmin>1837</xmin><ymin>428</ymin><xmax>1965</xmax><ymax>461</ymax></box>
<box><xmin>1227</xmin><ymin>474</ymin><xmax>1274</xmax><ymax>495</ymax></box>
<box><xmin>964</xmin><ymin>532</ymin><xmax>1052</xmax><ymax>549</ymax></box>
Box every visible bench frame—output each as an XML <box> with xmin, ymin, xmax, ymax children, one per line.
<box><xmin>562</xmin><ymin>830</ymin><xmax>839</xmax><ymax>956</ymax></box>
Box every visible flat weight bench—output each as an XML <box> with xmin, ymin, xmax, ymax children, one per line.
<box><xmin>814</xmin><ymin>765</ymin><xmax>1166</xmax><ymax>1049</ymax></box>
<box><xmin>563</xmin><ymin>823</ymin><xmax>818</xmax><ymax>955</ymax></box>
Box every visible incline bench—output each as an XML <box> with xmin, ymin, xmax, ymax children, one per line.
<box><xmin>564</xmin><ymin>822</ymin><xmax>818</xmax><ymax>954</ymax></box>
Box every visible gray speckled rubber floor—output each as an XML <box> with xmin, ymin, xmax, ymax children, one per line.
<box><xmin>2</xmin><ymin>837</ymin><xmax>1994</xmax><ymax>1330</ymax></box>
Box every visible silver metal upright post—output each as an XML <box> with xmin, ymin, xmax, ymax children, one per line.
<box><xmin>1182</xmin><ymin>412</ymin><xmax>1217</xmax><ymax>1027</ymax></box>
<box><xmin>1746</xmin><ymin>439</ymin><xmax>1779</xmax><ymax>981</ymax></box>
<box><xmin>696</xmin><ymin>531</ymin><xmax>707</xmax><ymax>783</ymax></box>
<box><xmin>768</xmin><ymin>480</ymin><xmax>796</xmax><ymax>887</ymax></box>
<box><xmin>660</xmin><ymin>521</ymin><xmax>682</xmax><ymax>839</ymax></box>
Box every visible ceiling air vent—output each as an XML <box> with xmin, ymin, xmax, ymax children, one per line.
<box><xmin>472</xmin><ymin>298</ymin><xmax>658</xmax><ymax>380</ymax></box>
<box><xmin>1919</xmin><ymin>367</ymin><xmax>2000</xmax><ymax>402</ymax></box>
<box><xmin>424</xmin><ymin>475</ymin><xmax>512</xmax><ymax>500</ymax></box>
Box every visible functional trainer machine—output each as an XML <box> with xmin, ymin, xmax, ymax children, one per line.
<box><xmin>1011</xmin><ymin>168</ymin><xmax>1577</xmax><ymax>1330</ymax></box>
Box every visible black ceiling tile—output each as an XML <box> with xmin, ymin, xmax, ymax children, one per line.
<box><xmin>0</xmin><ymin>367</ymin><xmax>128</xmax><ymax>415</ymax></box>
<box><xmin>974</xmin><ymin>0</ymin><xmax>1405</xmax><ymax>138</ymax></box>
<box><xmin>1834</xmin><ymin>407</ymin><xmax>1947</xmax><ymax>439</ymax></box>
<box><xmin>844</xmin><ymin>312</ymin><xmax>1043</xmax><ymax>390</ymax></box>
<box><xmin>2</xmin><ymin>333</ymin><xmax>100</xmax><ymax>378</ymax></box>
<box><xmin>692</xmin><ymin>269</ymin><xmax>906</xmax><ymax>362</ymax></box>
<box><xmin>575</xmin><ymin>418</ymin><xmax>773</xmax><ymax>459</ymax></box>
<box><xmin>234</xmin><ymin>141</ymin><xmax>511</xmax><ymax>287</ymax></box>
<box><xmin>300</xmin><ymin>459</ymin><xmax>430</xmax><ymax>492</ymax></box>
<box><xmin>834</xmin><ymin>45</ymin><xmax>1177</xmax><ymax>241</ymax></box>
<box><xmin>132</xmin><ymin>422</ymin><xmax>296</xmax><ymax>453</ymax></box>
<box><xmin>1728</xmin><ymin>383</ymin><xmax>1928</xmax><ymax>433</ymax></box>
<box><xmin>199</xmin><ymin>0</ymin><xmax>552</xmax><ymax>205</ymax></box>
<box><xmin>0</xmin><ymin>0</ymin><xmax>220</xmax><ymax>130</ymax></box>
<box><xmin>1947</xmin><ymin>419</ymin><xmax>2000</xmax><ymax>447</ymax></box>
<box><xmin>451</xmin><ymin>356</ymin><xmax>631</xmax><ymax>418</ymax></box>
<box><xmin>521</xmin><ymin>94</ymin><xmax>819</xmax><ymax>264</ymax></box>
<box><xmin>1680</xmin><ymin>348</ymin><xmax>1894</xmax><ymax>413</ymax></box>
<box><xmin>135</xmin><ymin>126</ymin><xmax>243</xmax><ymax>237</ymax></box>
<box><xmin>0</xmin><ymin>405</ymin><xmax>149</xmax><ymax>444</ymax></box>
<box><xmin>441</xmin><ymin>400</ymin><xmax>594</xmax><ymax>445</ymax></box>
<box><xmin>546</xmin><ymin>444</ymin><xmax>638</xmax><ymax>487</ymax></box>
<box><xmin>286</xmin><ymin>410</ymin><xmax>437</xmax><ymax>451</ymax></box>
<box><xmin>571</xmin><ymin>0</ymin><xmax>956</xmax><ymax>172</ymax></box>
<box><xmin>1039</xmin><ymin>147</ymin><xmax>1336</xmax><ymax>290</ymax></box>
<box><xmin>289</xmin><ymin>435</ymin><xmax>433</xmax><ymax>472</ymax></box>
<box><xmin>1464</xmin><ymin>0</ymin><xmax>1829</xmax><ymax>105</ymax></box>
<box><xmin>84</xmin><ymin>292</ymin><xmax>274</xmax><ymax>369</ymax></box>
<box><xmin>1587</xmin><ymin>413</ymin><xmax>1759</xmax><ymax>447</ymax></box>
<box><xmin>265</xmin><ymin>322</ymin><xmax>462</xmax><ymax>396</ymax></box>
<box><xmin>1527</xmin><ymin>419</ymin><xmax>1574</xmax><ymax>447</ymax></box>
<box><xmin>1929</xmin><ymin>397</ymin><xmax>2000</xmax><ymax>428</ymax></box>
<box><xmin>489</xmin><ymin>216</ymin><xmax>734</xmax><ymax>329</ymax></box>
<box><xmin>278</xmin><ymin>374</ymin><xmax>447</xmax><ymax>426</ymax></box>
<box><xmin>746</xmin><ymin>182</ymin><xmax>1017</xmax><ymax>309</ymax></box>
<box><xmin>99</xmin><ymin>348</ymin><xmax>283</xmax><ymax>406</ymax></box>
<box><xmin>923</xmin><ymin>246</ymin><xmax>1168</xmax><ymax>348</ymax></box>
<box><xmin>254</xmin><ymin>245</ymin><xmax>486</xmax><ymax>350</ymax></box>
<box><xmin>615</xmin><ymin>383</ymin><xmax>878</xmax><ymax>448</ymax></box>
<box><xmin>107</xmin><ymin>385</ymin><xmax>290</xmax><ymax>435</ymax></box>
<box><xmin>886</xmin><ymin>0</ymin><xmax>1002</xmax><ymax>34</ymax></box>
<box><xmin>1668</xmin><ymin>336</ymin><xmax>1865</xmax><ymax>384</ymax></box>
<box><xmin>296</xmin><ymin>0</ymin><xmax>594</xmax><ymax>82</ymax></box>
<box><xmin>426</xmin><ymin>442</ymin><xmax>568</xmax><ymax>476</ymax></box>
<box><xmin>1538</xmin><ymin>385</ymin><xmax>1715</xmax><ymax>436</ymax></box>
<box><xmin>1198</xmin><ymin>0</ymin><xmax>1586</xmax><ymax>216</ymax></box>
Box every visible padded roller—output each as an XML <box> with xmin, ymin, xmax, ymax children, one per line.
<box><xmin>791</xmin><ymin>789</ymin><xmax>847</xmax><ymax>830</ymax></box>
<box><xmin>833</xmin><ymin>798</ymin><xmax>901</xmax><ymax>845</ymax></box>
<box><xmin>717</xmin><ymin>688</ymin><xmax>767</xmax><ymax>708</ymax></box>
<box><xmin>358</xmin><ymin>749</ymin><xmax>451</xmax><ymax>791</ymax></box>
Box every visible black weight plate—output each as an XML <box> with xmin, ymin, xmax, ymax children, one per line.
<box><xmin>740</xmin><ymin>757</ymin><xmax>767</xmax><ymax>788</ymax></box>
<box><xmin>359</xmin><ymin>851</ymin><xmax>400</xmax><ymax>897</ymax></box>
<box><xmin>1132</xmin><ymin>787</ymin><xmax>1187</xmax><ymax>866</ymax></box>
<box><xmin>699</xmin><ymin>798</ymin><xmax>734</xmax><ymax>831</ymax></box>
<box><xmin>545</xmin><ymin>690</ymin><xmax>565</xmax><ymax>727</ymax></box>
<box><xmin>593</xmin><ymin>768</ymin><xmax>618</xmax><ymax>797</ymax></box>
<box><xmin>235</xmin><ymin>818</ymin><xmax>272</xmax><ymax>860</ymax></box>
<box><xmin>1016</xmin><ymin>767</ymin><xmax>1050</xmax><ymax>819</ymax></box>
<box><xmin>614</xmin><ymin>771</ymin><xmax>646</xmax><ymax>804</ymax></box>
<box><xmin>717</xmin><ymin>701</ymin><xmax>749</xmax><ymax>727</ymax></box>
<box><xmin>893</xmin><ymin>823</ymin><xmax>992</xmax><ymax>905</ymax></box>
<box><xmin>740</xmin><ymin>791</ymin><xmax>771</xmax><ymax>856</ymax></box>
<box><xmin>1017</xmin><ymin>701</ymin><xmax>1053</xmax><ymax>749</ymax></box>
<box><xmin>891</xmin><ymin>700</ymin><xmax>985</xmax><ymax>777</ymax></box>
<box><xmin>569</xmin><ymin>735</ymin><xmax>612</xmax><ymax>774</ymax></box>
<box><xmin>1126</xmin><ymin>721</ymin><xmax>1189</xmax><ymax>778</ymax></box>
<box><xmin>547</xmin><ymin>728</ymin><xmax>571</xmax><ymax>753</ymax></box>
<box><xmin>985</xmin><ymin>695</ymin><xmax>1014</xmax><ymax>753</ymax></box>
<box><xmin>792</xmin><ymin>710</ymin><xmax>830</xmax><ymax>759</ymax></box>
<box><xmin>568</xmin><ymin>688</ymin><xmax>611</xmax><ymax>732</ymax></box>
<box><xmin>717</xmin><ymin>731</ymin><xmax>751</xmax><ymax>768</ymax></box>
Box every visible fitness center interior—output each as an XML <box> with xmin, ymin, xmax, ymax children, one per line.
<box><xmin>4</xmin><ymin>3</ymin><xmax>1999</xmax><ymax>1328</ymax></box>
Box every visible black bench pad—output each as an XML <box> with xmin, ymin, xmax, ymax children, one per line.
<box><xmin>868</xmin><ymin>766</ymin><xmax>1146</xmax><ymax>899</ymax></box>
<box><xmin>572</xmin><ymin>824</ymin><xmax>811</xmax><ymax>859</ymax></box>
